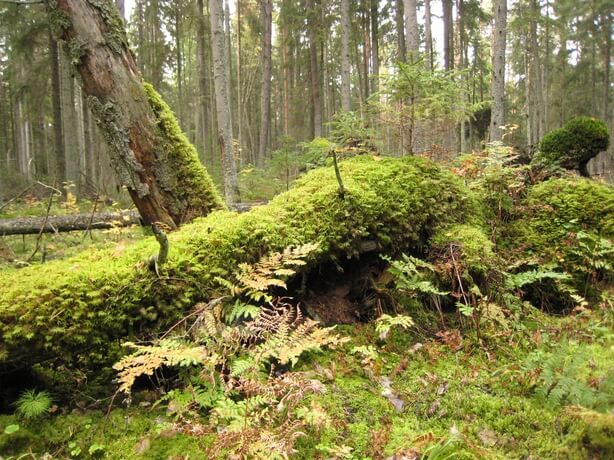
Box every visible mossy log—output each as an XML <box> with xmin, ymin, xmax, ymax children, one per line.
<box><xmin>0</xmin><ymin>156</ymin><xmax>481</xmax><ymax>384</ymax></box>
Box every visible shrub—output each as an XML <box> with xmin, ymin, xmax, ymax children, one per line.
<box><xmin>537</xmin><ymin>116</ymin><xmax>610</xmax><ymax>175</ymax></box>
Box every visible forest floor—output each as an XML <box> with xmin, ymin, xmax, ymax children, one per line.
<box><xmin>1</xmin><ymin>160</ymin><xmax>613</xmax><ymax>459</ymax></box>
<box><xmin>0</xmin><ymin>293</ymin><xmax>612</xmax><ymax>459</ymax></box>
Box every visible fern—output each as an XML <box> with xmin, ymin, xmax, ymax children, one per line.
<box><xmin>233</xmin><ymin>243</ymin><xmax>319</xmax><ymax>302</ymax></box>
<box><xmin>375</xmin><ymin>314</ymin><xmax>414</xmax><ymax>340</ymax></box>
<box><xmin>505</xmin><ymin>268</ymin><xmax>570</xmax><ymax>290</ymax></box>
<box><xmin>113</xmin><ymin>340</ymin><xmax>209</xmax><ymax>394</ymax></box>
<box><xmin>524</xmin><ymin>343</ymin><xmax>610</xmax><ymax>410</ymax></box>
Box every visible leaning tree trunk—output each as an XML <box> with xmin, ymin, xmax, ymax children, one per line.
<box><xmin>46</xmin><ymin>0</ymin><xmax>225</xmax><ymax>229</ymax></box>
<box><xmin>490</xmin><ymin>0</ymin><xmax>507</xmax><ymax>142</ymax></box>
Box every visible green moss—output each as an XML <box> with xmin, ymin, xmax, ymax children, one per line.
<box><xmin>0</xmin><ymin>408</ymin><xmax>207</xmax><ymax>459</ymax></box>
<box><xmin>505</xmin><ymin>176</ymin><xmax>614</xmax><ymax>295</ymax></box>
<box><xmin>87</xmin><ymin>0</ymin><xmax>130</xmax><ymax>55</ymax></box>
<box><xmin>0</xmin><ymin>156</ymin><xmax>480</xmax><ymax>391</ymax></box>
<box><xmin>535</xmin><ymin>116</ymin><xmax>610</xmax><ymax>175</ymax></box>
<box><xmin>46</xmin><ymin>0</ymin><xmax>72</xmax><ymax>37</ymax></box>
<box><xmin>143</xmin><ymin>82</ymin><xmax>226</xmax><ymax>220</ymax></box>
<box><xmin>556</xmin><ymin>408</ymin><xmax>614</xmax><ymax>459</ymax></box>
<box><xmin>430</xmin><ymin>224</ymin><xmax>496</xmax><ymax>277</ymax></box>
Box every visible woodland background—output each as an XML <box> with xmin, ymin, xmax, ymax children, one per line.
<box><xmin>0</xmin><ymin>0</ymin><xmax>612</xmax><ymax>205</ymax></box>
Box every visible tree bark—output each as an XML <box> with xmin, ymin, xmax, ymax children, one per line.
<box><xmin>258</xmin><ymin>0</ymin><xmax>273</xmax><ymax>163</ymax></box>
<box><xmin>47</xmin><ymin>0</ymin><xmax>225</xmax><ymax>228</ymax></box>
<box><xmin>490</xmin><ymin>0</ymin><xmax>507</xmax><ymax>142</ymax></box>
<box><xmin>0</xmin><ymin>210</ymin><xmax>141</xmax><ymax>236</ymax></box>
<box><xmin>50</xmin><ymin>33</ymin><xmax>65</xmax><ymax>187</ymax></box>
<box><xmin>209</xmin><ymin>0</ymin><xmax>239</xmax><ymax>203</ymax></box>
<box><xmin>395</xmin><ymin>0</ymin><xmax>406</xmax><ymax>62</ymax></box>
<box><xmin>404</xmin><ymin>0</ymin><xmax>419</xmax><ymax>61</ymax></box>
<box><xmin>307</xmin><ymin>0</ymin><xmax>322</xmax><ymax>137</ymax></box>
<box><xmin>340</xmin><ymin>0</ymin><xmax>351</xmax><ymax>111</ymax></box>
<box><xmin>443</xmin><ymin>0</ymin><xmax>454</xmax><ymax>71</ymax></box>
<box><xmin>424</xmin><ymin>0</ymin><xmax>433</xmax><ymax>71</ymax></box>
<box><xmin>370</xmin><ymin>0</ymin><xmax>379</xmax><ymax>94</ymax></box>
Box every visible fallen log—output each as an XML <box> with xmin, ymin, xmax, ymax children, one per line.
<box><xmin>0</xmin><ymin>210</ymin><xmax>141</xmax><ymax>236</ymax></box>
<box><xmin>0</xmin><ymin>203</ymin><xmax>263</xmax><ymax>236</ymax></box>
<box><xmin>0</xmin><ymin>156</ymin><xmax>481</xmax><ymax>390</ymax></box>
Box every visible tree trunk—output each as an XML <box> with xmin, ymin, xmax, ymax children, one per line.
<box><xmin>307</xmin><ymin>0</ymin><xmax>322</xmax><ymax>138</ymax></box>
<box><xmin>209</xmin><ymin>0</ymin><xmax>239</xmax><ymax>203</ymax></box>
<box><xmin>443</xmin><ymin>0</ymin><xmax>454</xmax><ymax>71</ymax></box>
<box><xmin>50</xmin><ymin>33</ymin><xmax>65</xmax><ymax>187</ymax></box>
<box><xmin>340</xmin><ymin>0</ymin><xmax>351</xmax><ymax>111</ymax></box>
<box><xmin>258</xmin><ymin>0</ymin><xmax>272</xmax><ymax>163</ymax></box>
<box><xmin>0</xmin><ymin>210</ymin><xmax>141</xmax><ymax>236</ymax></box>
<box><xmin>196</xmin><ymin>0</ymin><xmax>210</xmax><ymax>160</ymax></box>
<box><xmin>47</xmin><ymin>0</ymin><xmax>225</xmax><ymax>227</ymax></box>
<box><xmin>603</xmin><ymin>11</ymin><xmax>612</xmax><ymax>121</ymax></box>
<box><xmin>0</xmin><ymin>156</ymin><xmax>479</xmax><ymax>387</ymax></box>
<box><xmin>490</xmin><ymin>0</ymin><xmax>507</xmax><ymax>142</ymax></box>
<box><xmin>424</xmin><ymin>0</ymin><xmax>433</xmax><ymax>71</ymax></box>
<box><xmin>115</xmin><ymin>0</ymin><xmax>125</xmax><ymax>19</ymax></box>
<box><xmin>404</xmin><ymin>0</ymin><xmax>419</xmax><ymax>61</ymax></box>
<box><xmin>395</xmin><ymin>0</ymin><xmax>406</xmax><ymax>62</ymax></box>
<box><xmin>370</xmin><ymin>0</ymin><xmax>379</xmax><ymax>94</ymax></box>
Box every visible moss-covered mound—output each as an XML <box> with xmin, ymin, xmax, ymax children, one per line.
<box><xmin>535</xmin><ymin>116</ymin><xmax>610</xmax><ymax>175</ymax></box>
<box><xmin>505</xmin><ymin>176</ymin><xmax>614</xmax><ymax>295</ymax></box>
<box><xmin>0</xmin><ymin>156</ymin><xmax>481</xmax><ymax>384</ymax></box>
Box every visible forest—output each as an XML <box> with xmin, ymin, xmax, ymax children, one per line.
<box><xmin>0</xmin><ymin>0</ymin><xmax>612</xmax><ymax>458</ymax></box>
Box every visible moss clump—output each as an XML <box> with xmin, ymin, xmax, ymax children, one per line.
<box><xmin>562</xmin><ymin>408</ymin><xmax>614</xmax><ymax>457</ymax></box>
<box><xmin>0</xmin><ymin>156</ymin><xmax>480</xmax><ymax>391</ymax></box>
<box><xmin>504</xmin><ymin>176</ymin><xmax>614</xmax><ymax>299</ymax></box>
<box><xmin>430</xmin><ymin>224</ymin><xmax>496</xmax><ymax>278</ymax></box>
<box><xmin>143</xmin><ymin>82</ymin><xmax>226</xmax><ymax>221</ymax></box>
<box><xmin>535</xmin><ymin>116</ymin><xmax>610</xmax><ymax>176</ymax></box>
<box><xmin>508</xmin><ymin>177</ymin><xmax>613</xmax><ymax>259</ymax></box>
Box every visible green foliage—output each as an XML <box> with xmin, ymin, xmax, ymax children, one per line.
<box><xmin>453</xmin><ymin>143</ymin><xmax>530</xmax><ymax>227</ymax></box>
<box><xmin>537</xmin><ymin>116</ymin><xmax>610</xmax><ymax>173</ymax></box>
<box><xmin>507</xmin><ymin>176</ymin><xmax>614</xmax><ymax>298</ymax></box>
<box><xmin>14</xmin><ymin>390</ymin><xmax>53</xmax><ymax>419</ymax></box>
<box><xmin>524</xmin><ymin>342</ymin><xmax>614</xmax><ymax>411</ymax></box>
<box><xmin>327</xmin><ymin>111</ymin><xmax>377</xmax><ymax>152</ymax></box>
<box><xmin>374</xmin><ymin>314</ymin><xmax>414</xmax><ymax>340</ymax></box>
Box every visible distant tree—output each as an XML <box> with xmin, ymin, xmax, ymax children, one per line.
<box><xmin>490</xmin><ymin>0</ymin><xmax>507</xmax><ymax>142</ymax></box>
<box><xmin>209</xmin><ymin>0</ymin><xmax>239</xmax><ymax>203</ymax></box>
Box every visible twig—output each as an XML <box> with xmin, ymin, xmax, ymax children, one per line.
<box><xmin>82</xmin><ymin>190</ymin><xmax>100</xmax><ymax>241</ymax></box>
<box><xmin>0</xmin><ymin>182</ymin><xmax>37</xmax><ymax>212</ymax></box>
<box><xmin>26</xmin><ymin>189</ymin><xmax>56</xmax><ymax>262</ymax></box>
<box><xmin>331</xmin><ymin>149</ymin><xmax>345</xmax><ymax>199</ymax></box>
